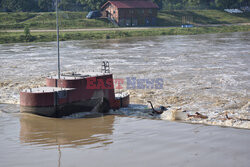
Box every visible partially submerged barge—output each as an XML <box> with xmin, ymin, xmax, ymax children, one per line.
<box><xmin>20</xmin><ymin>71</ymin><xmax>129</xmax><ymax>117</ymax></box>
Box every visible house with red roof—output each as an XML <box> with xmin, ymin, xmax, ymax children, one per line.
<box><xmin>101</xmin><ymin>0</ymin><xmax>159</xmax><ymax>27</ymax></box>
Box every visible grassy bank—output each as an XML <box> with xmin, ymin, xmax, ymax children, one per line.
<box><xmin>157</xmin><ymin>10</ymin><xmax>250</xmax><ymax>26</ymax></box>
<box><xmin>0</xmin><ymin>25</ymin><xmax>249</xmax><ymax>44</ymax></box>
<box><xmin>0</xmin><ymin>10</ymin><xmax>250</xmax><ymax>30</ymax></box>
<box><xmin>0</xmin><ymin>12</ymin><xmax>114</xmax><ymax>30</ymax></box>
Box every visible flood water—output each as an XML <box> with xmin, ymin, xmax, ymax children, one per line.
<box><xmin>0</xmin><ymin>32</ymin><xmax>250</xmax><ymax>166</ymax></box>
<box><xmin>1</xmin><ymin>104</ymin><xmax>250</xmax><ymax>167</ymax></box>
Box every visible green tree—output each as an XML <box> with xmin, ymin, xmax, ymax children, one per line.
<box><xmin>22</xmin><ymin>0</ymin><xmax>39</xmax><ymax>11</ymax></box>
<box><xmin>215</xmin><ymin>0</ymin><xmax>239</xmax><ymax>8</ymax></box>
<box><xmin>0</xmin><ymin>0</ymin><xmax>248</xmax><ymax>12</ymax></box>
<box><xmin>38</xmin><ymin>0</ymin><xmax>54</xmax><ymax>12</ymax></box>
<box><xmin>1</xmin><ymin>0</ymin><xmax>38</xmax><ymax>11</ymax></box>
<box><xmin>187</xmin><ymin>0</ymin><xmax>201</xmax><ymax>8</ymax></box>
<box><xmin>77</xmin><ymin>0</ymin><xmax>106</xmax><ymax>10</ymax></box>
<box><xmin>199</xmin><ymin>0</ymin><xmax>216</xmax><ymax>9</ymax></box>
<box><xmin>1</xmin><ymin>0</ymin><xmax>22</xmax><ymax>11</ymax></box>
<box><xmin>59</xmin><ymin>0</ymin><xmax>83</xmax><ymax>11</ymax></box>
<box><xmin>153</xmin><ymin>0</ymin><xmax>163</xmax><ymax>9</ymax></box>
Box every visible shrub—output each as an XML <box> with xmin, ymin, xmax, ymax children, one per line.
<box><xmin>24</xmin><ymin>25</ymin><xmax>32</xmax><ymax>42</ymax></box>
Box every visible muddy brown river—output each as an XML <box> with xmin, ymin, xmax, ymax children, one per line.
<box><xmin>0</xmin><ymin>32</ymin><xmax>250</xmax><ymax>166</ymax></box>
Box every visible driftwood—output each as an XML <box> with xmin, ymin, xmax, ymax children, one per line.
<box><xmin>188</xmin><ymin>112</ymin><xmax>208</xmax><ymax>119</ymax></box>
<box><xmin>225</xmin><ymin>114</ymin><xmax>250</xmax><ymax>121</ymax></box>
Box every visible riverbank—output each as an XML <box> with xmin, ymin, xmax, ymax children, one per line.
<box><xmin>0</xmin><ymin>25</ymin><xmax>250</xmax><ymax>44</ymax></box>
<box><xmin>1</xmin><ymin>10</ymin><xmax>250</xmax><ymax>30</ymax></box>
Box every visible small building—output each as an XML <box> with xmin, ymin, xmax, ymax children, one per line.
<box><xmin>101</xmin><ymin>0</ymin><xmax>159</xmax><ymax>27</ymax></box>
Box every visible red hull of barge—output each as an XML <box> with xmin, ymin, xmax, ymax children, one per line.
<box><xmin>20</xmin><ymin>73</ymin><xmax>129</xmax><ymax>117</ymax></box>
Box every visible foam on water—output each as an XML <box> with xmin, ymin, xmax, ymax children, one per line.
<box><xmin>62</xmin><ymin>111</ymin><xmax>105</xmax><ymax>119</ymax></box>
<box><xmin>0</xmin><ymin>32</ymin><xmax>250</xmax><ymax>128</ymax></box>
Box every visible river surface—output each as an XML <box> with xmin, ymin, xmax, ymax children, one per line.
<box><xmin>0</xmin><ymin>32</ymin><xmax>250</xmax><ymax>166</ymax></box>
<box><xmin>0</xmin><ymin>106</ymin><xmax>250</xmax><ymax>167</ymax></box>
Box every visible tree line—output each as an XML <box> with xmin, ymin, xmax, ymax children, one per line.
<box><xmin>154</xmin><ymin>0</ymin><xmax>249</xmax><ymax>10</ymax></box>
<box><xmin>0</xmin><ymin>0</ymin><xmax>249</xmax><ymax>12</ymax></box>
<box><xmin>0</xmin><ymin>0</ymin><xmax>83</xmax><ymax>12</ymax></box>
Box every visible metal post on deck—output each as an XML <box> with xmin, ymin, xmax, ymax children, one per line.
<box><xmin>56</xmin><ymin>0</ymin><xmax>61</xmax><ymax>82</ymax></box>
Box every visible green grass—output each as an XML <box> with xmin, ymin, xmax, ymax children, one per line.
<box><xmin>0</xmin><ymin>10</ymin><xmax>250</xmax><ymax>30</ymax></box>
<box><xmin>1</xmin><ymin>25</ymin><xmax>249</xmax><ymax>44</ymax></box>
<box><xmin>157</xmin><ymin>10</ymin><xmax>250</xmax><ymax>26</ymax></box>
<box><xmin>1</xmin><ymin>10</ymin><xmax>250</xmax><ymax>44</ymax></box>
<box><xmin>0</xmin><ymin>12</ymin><xmax>115</xmax><ymax>30</ymax></box>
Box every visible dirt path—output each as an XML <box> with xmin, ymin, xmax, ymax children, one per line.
<box><xmin>0</xmin><ymin>27</ymin><xmax>161</xmax><ymax>33</ymax></box>
<box><xmin>0</xmin><ymin>23</ymin><xmax>249</xmax><ymax>33</ymax></box>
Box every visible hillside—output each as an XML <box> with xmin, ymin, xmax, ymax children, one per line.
<box><xmin>157</xmin><ymin>10</ymin><xmax>250</xmax><ymax>26</ymax></box>
<box><xmin>0</xmin><ymin>12</ymin><xmax>114</xmax><ymax>30</ymax></box>
<box><xmin>0</xmin><ymin>10</ymin><xmax>250</xmax><ymax>30</ymax></box>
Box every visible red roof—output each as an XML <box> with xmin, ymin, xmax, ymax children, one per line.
<box><xmin>102</xmin><ymin>1</ymin><xmax>159</xmax><ymax>9</ymax></box>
